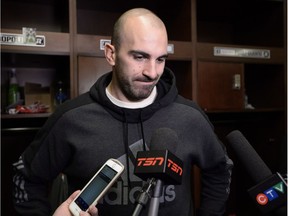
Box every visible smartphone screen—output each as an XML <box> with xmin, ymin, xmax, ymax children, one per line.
<box><xmin>74</xmin><ymin>165</ymin><xmax>118</xmax><ymax>211</ymax></box>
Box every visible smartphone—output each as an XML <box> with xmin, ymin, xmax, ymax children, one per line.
<box><xmin>69</xmin><ymin>158</ymin><xmax>125</xmax><ymax>216</ymax></box>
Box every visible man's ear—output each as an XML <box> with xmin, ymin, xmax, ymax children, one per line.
<box><xmin>104</xmin><ymin>43</ymin><xmax>116</xmax><ymax>66</ymax></box>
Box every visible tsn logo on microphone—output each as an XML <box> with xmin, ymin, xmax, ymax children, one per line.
<box><xmin>248</xmin><ymin>173</ymin><xmax>287</xmax><ymax>214</ymax></box>
<box><xmin>134</xmin><ymin>150</ymin><xmax>183</xmax><ymax>185</ymax></box>
<box><xmin>136</xmin><ymin>157</ymin><xmax>183</xmax><ymax>176</ymax></box>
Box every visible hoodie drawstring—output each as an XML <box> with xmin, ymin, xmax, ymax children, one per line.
<box><xmin>122</xmin><ymin>116</ymin><xmax>131</xmax><ymax>189</ymax></box>
<box><xmin>122</xmin><ymin>110</ymin><xmax>147</xmax><ymax>190</ymax></box>
<box><xmin>140</xmin><ymin>113</ymin><xmax>146</xmax><ymax>151</ymax></box>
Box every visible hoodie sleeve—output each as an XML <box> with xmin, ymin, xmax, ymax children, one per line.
<box><xmin>12</xmin><ymin>94</ymin><xmax>93</xmax><ymax>216</ymax></box>
<box><xmin>12</xmin><ymin>113</ymin><xmax>73</xmax><ymax>216</ymax></box>
<box><xmin>176</xmin><ymin>96</ymin><xmax>233</xmax><ymax>215</ymax></box>
<box><xmin>198</xmin><ymin>152</ymin><xmax>233</xmax><ymax>216</ymax></box>
<box><xmin>196</xmin><ymin>135</ymin><xmax>233</xmax><ymax>216</ymax></box>
<box><xmin>13</xmin><ymin>157</ymin><xmax>52</xmax><ymax>216</ymax></box>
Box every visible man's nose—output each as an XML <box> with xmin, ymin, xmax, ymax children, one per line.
<box><xmin>142</xmin><ymin>61</ymin><xmax>158</xmax><ymax>80</ymax></box>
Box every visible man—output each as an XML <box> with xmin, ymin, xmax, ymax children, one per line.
<box><xmin>13</xmin><ymin>8</ymin><xmax>233</xmax><ymax>216</ymax></box>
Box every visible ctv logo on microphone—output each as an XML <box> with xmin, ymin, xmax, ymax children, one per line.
<box><xmin>248</xmin><ymin>173</ymin><xmax>287</xmax><ymax>214</ymax></box>
<box><xmin>256</xmin><ymin>181</ymin><xmax>285</xmax><ymax>205</ymax></box>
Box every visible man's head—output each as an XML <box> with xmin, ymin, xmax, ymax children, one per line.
<box><xmin>105</xmin><ymin>8</ymin><xmax>168</xmax><ymax>102</ymax></box>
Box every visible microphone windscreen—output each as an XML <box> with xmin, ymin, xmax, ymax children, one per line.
<box><xmin>226</xmin><ymin>130</ymin><xmax>272</xmax><ymax>183</ymax></box>
<box><xmin>150</xmin><ymin>128</ymin><xmax>178</xmax><ymax>152</ymax></box>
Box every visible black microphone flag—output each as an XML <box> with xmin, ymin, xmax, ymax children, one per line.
<box><xmin>134</xmin><ymin>149</ymin><xmax>183</xmax><ymax>185</ymax></box>
<box><xmin>134</xmin><ymin>127</ymin><xmax>183</xmax><ymax>185</ymax></box>
<box><xmin>226</xmin><ymin>130</ymin><xmax>287</xmax><ymax>215</ymax></box>
<box><xmin>248</xmin><ymin>172</ymin><xmax>286</xmax><ymax>214</ymax></box>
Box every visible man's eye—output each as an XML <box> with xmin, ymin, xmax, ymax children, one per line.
<box><xmin>134</xmin><ymin>55</ymin><xmax>145</xmax><ymax>60</ymax></box>
<box><xmin>157</xmin><ymin>57</ymin><xmax>166</xmax><ymax>63</ymax></box>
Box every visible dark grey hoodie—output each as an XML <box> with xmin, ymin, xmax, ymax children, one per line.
<box><xmin>13</xmin><ymin>67</ymin><xmax>233</xmax><ymax>216</ymax></box>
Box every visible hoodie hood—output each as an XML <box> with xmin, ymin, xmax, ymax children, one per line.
<box><xmin>89</xmin><ymin>67</ymin><xmax>178</xmax><ymax>123</ymax></box>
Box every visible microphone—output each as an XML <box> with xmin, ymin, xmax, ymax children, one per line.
<box><xmin>226</xmin><ymin>130</ymin><xmax>287</xmax><ymax>215</ymax></box>
<box><xmin>134</xmin><ymin>128</ymin><xmax>183</xmax><ymax>185</ymax></box>
<box><xmin>132</xmin><ymin>128</ymin><xmax>183</xmax><ymax>216</ymax></box>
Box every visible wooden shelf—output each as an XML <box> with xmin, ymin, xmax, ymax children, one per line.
<box><xmin>196</xmin><ymin>42</ymin><xmax>285</xmax><ymax>64</ymax></box>
<box><xmin>168</xmin><ymin>41</ymin><xmax>193</xmax><ymax>60</ymax></box>
<box><xmin>77</xmin><ymin>34</ymin><xmax>110</xmax><ymax>57</ymax></box>
<box><xmin>1</xmin><ymin>29</ymin><xmax>70</xmax><ymax>55</ymax></box>
<box><xmin>1</xmin><ymin>113</ymin><xmax>51</xmax><ymax>119</ymax></box>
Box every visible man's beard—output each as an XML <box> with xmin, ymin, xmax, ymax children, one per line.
<box><xmin>116</xmin><ymin>71</ymin><xmax>157</xmax><ymax>101</ymax></box>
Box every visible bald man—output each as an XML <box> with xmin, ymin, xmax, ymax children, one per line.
<box><xmin>13</xmin><ymin>8</ymin><xmax>233</xmax><ymax>216</ymax></box>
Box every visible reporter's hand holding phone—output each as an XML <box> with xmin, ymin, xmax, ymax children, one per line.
<box><xmin>53</xmin><ymin>190</ymin><xmax>98</xmax><ymax>216</ymax></box>
<box><xmin>69</xmin><ymin>159</ymin><xmax>124</xmax><ymax>216</ymax></box>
